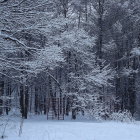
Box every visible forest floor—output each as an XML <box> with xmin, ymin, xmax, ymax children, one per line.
<box><xmin>0</xmin><ymin>115</ymin><xmax>140</xmax><ymax>140</ymax></box>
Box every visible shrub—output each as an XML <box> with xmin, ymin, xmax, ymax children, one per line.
<box><xmin>109</xmin><ymin>110</ymin><xmax>135</xmax><ymax>122</ymax></box>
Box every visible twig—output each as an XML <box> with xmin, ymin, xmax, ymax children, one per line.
<box><xmin>18</xmin><ymin>118</ymin><xmax>24</xmax><ymax>137</ymax></box>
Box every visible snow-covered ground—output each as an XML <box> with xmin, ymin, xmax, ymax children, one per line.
<box><xmin>1</xmin><ymin>116</ymin><xmax>140</xmax><ymax>140</ymax></box>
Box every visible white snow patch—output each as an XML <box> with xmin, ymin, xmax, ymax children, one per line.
<box><xmin>1</xmin><ymin>116</ymin><xmax>140</xmax><ymax>140</ymax></box>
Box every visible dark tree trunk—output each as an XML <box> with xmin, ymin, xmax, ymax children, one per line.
<box><xmin>0</xmin><ymin>81</ymin><xmax>4</xmax><ymax>115</ymax></box>
<box><xmin>20</xmin><ymin>84</ymin><xmax>29</xmax><ymax>119</ymax></box>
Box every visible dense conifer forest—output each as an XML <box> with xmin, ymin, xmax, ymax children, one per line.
<box><xmin>0</xmin><ymin>0</ymin><xmax>140</xmax><ymax>121</ymax></box>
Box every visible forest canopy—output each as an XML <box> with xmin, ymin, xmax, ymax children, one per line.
<box><xmin>0</xmin><ymin>0</ymin><xmax>140</xmax><ymax>121</ymax></box>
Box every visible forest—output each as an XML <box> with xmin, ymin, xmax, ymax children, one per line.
<box><xmin>0</xmin><ymin>0</ymin><xmax>140</xmax><ymax>122</ymax></box>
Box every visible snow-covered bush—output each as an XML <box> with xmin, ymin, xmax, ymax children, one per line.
<box><xmin>110</xmin><ymin>110</ymin><xmax>135</xmax><ymax>122</ymax></box>
<box><xmin>81</xmin><ymin>94</ymin><xmax>110</xmax><ymax>121</ymax></box>
<box><xmin>85</xmin><ymin>106</ymin><xmax>110</xmax><ymax>121</ymax></box>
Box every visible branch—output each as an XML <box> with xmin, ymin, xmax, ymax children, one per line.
<box><xmin>0</xmin><ymin>71</ymin><xmax>20</xmax><ymax>83</ymax></box>
<box><xmin>41</xmin><ymin>70</ymin><xmax>63</xmax><ymax>95</ymax></box>
<box><xmin>10</xmin><ymin>0</ymin><xmax>26</xmax><ymax>7</ymax></box>
<box><xmin>23</xmin><ymin>1</ymin><xmax>49</xmax><ymax>12</ymax></box>
<box><xmin>0</xmin><ymin>33</ymin><xmax>41</xmax><ymax>55</ymax></box>
<box><xmin>0</xmin><ymin>0</ymin><xmax>8</xmax><ymax>3</ymax></box>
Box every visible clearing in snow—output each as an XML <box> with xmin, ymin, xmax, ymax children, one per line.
<box><xmin>1</xmin><ymin>116</ymin><xmax>140</xmax><ymax>140</ymax></box>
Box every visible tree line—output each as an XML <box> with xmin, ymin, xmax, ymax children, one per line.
<box><xmin>0</xmin><ymin>0</ymin><xmax>140</xmax><ymax>120</ymax></box>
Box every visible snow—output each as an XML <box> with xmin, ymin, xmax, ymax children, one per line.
<box><xmin>26</xmin><ymin>45</ymin><xmax>64</xmax><ymax>73</ymax></box>
<box><xmin>1</xmin><ymin>116</ymin><xmax>140</xmax><ymax>140</ymax></box>
<box><xmin>131</xmin><ymin>48</ymin><xmax>140</xmax><ymax>56</ymax></box>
